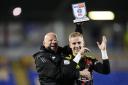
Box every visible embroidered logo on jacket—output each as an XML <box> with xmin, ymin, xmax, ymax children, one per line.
<box><xmin>64</xmin><ymin>60</ymin><xmax>70</xmax><ymax>65</ymax></box>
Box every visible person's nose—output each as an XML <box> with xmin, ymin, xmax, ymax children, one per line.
<box><xmin>52</xmin><ymin>40</ymin><xmax>57</xmax><ymax>43</ymax></box>
<box><xmin>75</xmin><ymin>43</ymin><xmax>80</xmax><ymax>48</ymax></box>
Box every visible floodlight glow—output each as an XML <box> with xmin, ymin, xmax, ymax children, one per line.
<box><xmin>88</xmin><ymin>11</ymin><xmax>115</xmax><ymax>20</ymax></box>
<box><xmin>13</xmin><ymin>7</ymin><xmax>22</xmax><ymax>16</ymax></box>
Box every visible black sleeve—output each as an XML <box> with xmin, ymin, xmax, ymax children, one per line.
<box><xmin>93</xmin><ymin>59</ymin><xmax>110</xmax><ymax>74</ymax></box>
<box><xmin>75</xmin><ymin>23</ymin><xmax>83</xmax><ymax>34</ymax></box>
<box><xmin>33</xmin><ymin>53</ymin><xmax>61</xmax><ymax>79</ymax></box>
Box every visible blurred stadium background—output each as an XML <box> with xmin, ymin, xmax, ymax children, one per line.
<box><xmin>0</xmin><ymin>0</ymin><xmax>128</xmax><ymax>85</ymax></box>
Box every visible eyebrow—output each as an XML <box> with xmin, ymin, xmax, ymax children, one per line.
<box><xmin>72</xmin><ymin>41</ymin><xmax>81</xmax><ymax>44</ymax></box>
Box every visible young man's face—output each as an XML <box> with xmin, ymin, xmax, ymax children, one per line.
<box><xmin>43</xmin><ymin>33</ymin><xmax>58</xmax><ymax>52</ymax></box>
<box><xmin>69</xmin><ymin>36</ymin><xmax>84</xmax><ymax>55</ymax></box>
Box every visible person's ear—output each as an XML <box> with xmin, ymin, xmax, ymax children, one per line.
<box><xmin>69</xmin><ymin>42</ymin><xmax>71</xmax><ymax>48</ymax></box>
<box><xmin>43</xmin><ymin>41</ymin><xmax>45</xmax><ymax>46</ymax></box>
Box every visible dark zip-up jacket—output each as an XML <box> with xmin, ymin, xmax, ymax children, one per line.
<box><xmin>33</xmin><ymin>46</ymin><xmax>63</xmax><ymax>85</ymax></box>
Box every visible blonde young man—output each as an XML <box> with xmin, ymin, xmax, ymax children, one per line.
<box><xmin>61</xmin><ymin>32</ymin><xmax>110</xmax><ymax>85</ymax></box>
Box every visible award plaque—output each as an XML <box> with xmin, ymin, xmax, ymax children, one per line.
<box><xmin>72</xmin><ymin>2</ymin><xmax>89</xmax><ymax>23</ymax></box>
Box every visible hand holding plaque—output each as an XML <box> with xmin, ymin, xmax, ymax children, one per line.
<box><xmin>72</xmin><ymin>2</ymin><xmax>89</xmax><ymax>23</ymax></box>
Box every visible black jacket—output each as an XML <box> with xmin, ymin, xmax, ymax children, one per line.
<box><xmin>60</xmin><ymin>55</ymin><xmax>80</xmax><ymax>85</ymax></box>
<box><xmin>33</xmin><ymin>45</ymin><xmax>63</xmax><ymax>85</ymax></box>
<box><xmin>61</xmin><ymin>51</ymin><xmax>110</xmax><ymax>85</ymax></box>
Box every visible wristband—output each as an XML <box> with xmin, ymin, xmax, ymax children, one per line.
<box><xmin>73</xmin><ymin>53</ymin><xmax>81</xmax><ymax>63</ymax></box>
<box><xmin>101</xmin><ymin>50</ymin><xmax>108</xmax><ymax>59</ymax></box>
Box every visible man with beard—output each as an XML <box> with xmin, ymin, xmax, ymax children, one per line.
<box><xmin>33</xmin><ymin>32</ymin><xmax>62</xmax><ymax>85</ymax></box>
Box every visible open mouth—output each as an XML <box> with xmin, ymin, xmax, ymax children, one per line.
<box><xmin>74</xmin><ymin>47</ymin><xmax>81</xmax><ymax>50</ymax></box>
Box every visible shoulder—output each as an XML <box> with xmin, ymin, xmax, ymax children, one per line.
<box><xmin>33</xmin><ymin>51</ymin><xmax>40</xmax><ymax>58</ymax></box>
<box><xmin>62</xmin><ymin>45</ymin><xmax>72</xmax><ymax>55</ymax></box>
<box><xmin>57</xmin><ymin>46</ymin><xmax>63</xmax><ymax>52</ymax></box>
<box><xmin>33</xmin><ymin>50</ymin><xmax>46</xmax><ymax>59</ymax></box>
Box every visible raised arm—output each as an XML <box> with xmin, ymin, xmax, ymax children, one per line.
<box><xmin>75</xmin><ymin>23</ymin><xmax>83</xmax><ymax>34</ymax></box>
<box><xmin>97</xmin><ymin>35</ymin><xmax>108</xmax><ymax>59</ymax></box>
<box><xmin>94</xmin><ymin>36</ymin><xmax>110</xmax><ymax>74</ymax></box>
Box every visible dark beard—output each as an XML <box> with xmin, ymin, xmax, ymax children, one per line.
<box><xmin>47</xmin><ymin>43</ymin><xmax>58</xmax><ymax>52</ymax></box>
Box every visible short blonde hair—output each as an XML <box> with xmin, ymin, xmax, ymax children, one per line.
<box><xmin>69</xmin><ymin>32</ymin><xmax>84</xmax><ymax>41</ymax></box>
